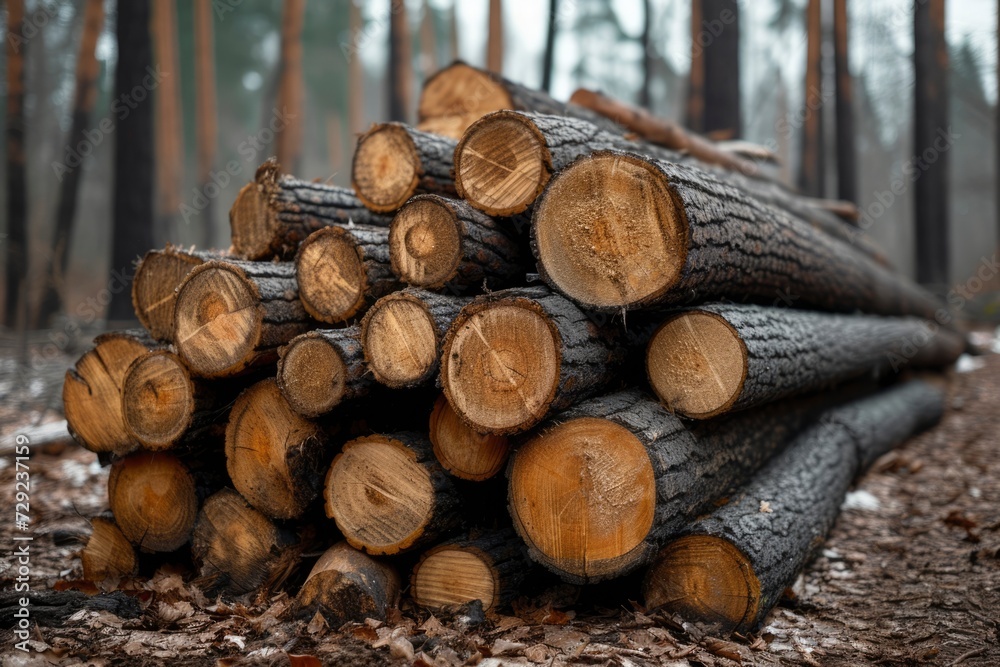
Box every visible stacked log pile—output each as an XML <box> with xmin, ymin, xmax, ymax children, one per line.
<box><xmin>66</xmin><ymin>62</ymin><xmax>958</xmax><ymax>636</ymax></box>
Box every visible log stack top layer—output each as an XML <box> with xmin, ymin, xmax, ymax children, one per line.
<box><xmin>132</xmin><ymin>247</ymin><xmax>219</xmax><ymax>341</ymax></box>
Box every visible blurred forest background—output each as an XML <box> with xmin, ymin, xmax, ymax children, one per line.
<box><xmin>1</xmin><ymin>0</ymin><xmax>998</xmax><ymax>332</ymax></box>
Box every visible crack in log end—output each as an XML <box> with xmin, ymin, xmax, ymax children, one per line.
<box><xmin>361</xmin><ymin>294</ymin><xmax>438</xmax><ymax>387</ymax></box>
<box><xmin>352</xmin><ymin>124</ymin><xmax>421</xmax><ymax>213</ymax></box>
<box><xmin>296</xmin><ymin>227</ymin><xmax>368</xmax><ymax>324</ymax></box>
<box><xmin>121</xmin><ymin>351</ymin><xmax>196</xmax><ymax>450</ymax></box>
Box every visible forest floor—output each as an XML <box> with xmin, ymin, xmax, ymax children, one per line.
<box><xmin>0</xmin><ymin>341</ymin><xmax>998</xmax><ymax>667</ymax></box>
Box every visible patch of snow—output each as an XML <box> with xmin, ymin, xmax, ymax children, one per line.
<box><xmin>842</xmin><ymin>489</ymin><xmax>880</xmax><ymax>511</ymax></box>
<box><xmin>956</xmin><ymin>354</ymin><xmax>986</xmax><ymax>373</ymax></box>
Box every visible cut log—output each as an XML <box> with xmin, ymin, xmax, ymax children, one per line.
<box><xmin>508</xmin><ymin>388</ymin><xmax>862</xmax><ymax>583</ymax></box>
<box><xmin>351</xmin><ymin>123</ymin><xmax>457</xmax><ymax>213</ymax></box>
<box><xmin>295</xmin><ymin>224</ymin><xmax>399</xmax><ymax>324</ymax></box>
<box><xmin>440</xmin><ymin>285</ymin><xmax>624</xmax><ymax>435</ymax></box>
<box><xmin>360</xmin><ymin>289</ymin><xmax>470</xmax><ymax>388</ymax></box>
<box><xmin>131</xmin><ymin>246</ymin><xmax>221</xmax><ymax>341</ymax></box>
<box><xmin>108</xmin><ymin>452</ymin><xmax>199</xmax><ymax>553</ymax></box>
<box><xmin>63</xmin><ymin>330</ymin><xmax>158</xmax><ymax>456</ymax></box>
<box><xmin>230</xmin><ymin>158</ymin><xmax>391</xmax><ymax>260</ymax></box>
<box><xmin>429</xmin><ymin>394</ymin><xmax>511</xmax><ymax>481</ymax></box>
<box><xmin>324</xmin><ymin>432</ymin><xmax>463</xmax><ymax>555</ymax></box>
<box><xmin>295</xmin><ymin>541</ymin><xmax>400</xmax><ymax>625</ymax></box>
<box><xmin>225</xmin><ymin>379</ymin><xmax>330</xmax><ymax>520</ymax></box>
<box><xmin>191</xmin><ymin>488</ymin><xmax>301</xmax><ymax>595</ymax></box>
<box><xmin>389</xmin><ymin>194</ymin><xmax>524</xmax><ymax>289</ymax></box>
<box><xmin>646</xmin><ymin>304</ymin><xmax>964</xmax><ymax>419</ymax></box>
<box><xmin>643</xmin><ymin>381</ymin><xmax>944</xmax><ymax>633</ymax></box>
<box><xmin>410</xmin><ymin>529</ymin><xmax>529</xmax><ymax>611</ymax></box>
<box><xmin>531</xmin><ymin>150</ymin><xmax>943</xmax><ymax>317</ymax></box>
<box><xmin>277</xmin><ymin>326</ymin><xmax>373</xmax><ymax>417</ymax></box>
<box><xmin>174</xmin><ymin>259</ymin><xmax>311</xmax><ymax>378</ymax></box>
<box><xmin>81</xmin><ymin>516</ymin><xmax>138</xmax><ymax>587</ymax></box>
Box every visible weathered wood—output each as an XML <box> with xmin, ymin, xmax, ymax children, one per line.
<box><xmin>531</xmin><ymin>150</ymin><xmax>943</xmax><ymax>317</ymax></box>
<box><xmin>63</xmin><ymin>330</ymin><xmax>158</xmax><ymax>456</ymax></box>
<box><xmin>325</xmin><ymin>432</ymin><xmax>463</xmax><ymax>555</ymax></box>
<box><xmin>277</xmin><ymin>326</ymin><xmax>373</xmax><ymax>417</ymax></box>
<box><xmin>410</xmin><ymin>529</ymin><xmax>529</xmax><ymax>611</ymax></box>
<box><xmin>131</xmin><ymin>246</ymin><xmax>221</xmax><ymax>341</ymax></box>
<box><xmin>81</xmin><ymin>516</ymin><xmax>138</xmax><ymax>588</ymax></box>
<box><xmin>389</xmin><ymin>194</ymin><xmax>525</xmax><ymax>289</ymax></box>
<box><xmin>508</xmin><ymin>388</ymin><xmax>863</xmax><ymax>583</ymax></box>
<box><xmin>643</xmin><ymin>382</ymin><xmax>944</xmax><ymax>633</ymax></box>
<box><xmin>361</xmin><ymin>289</ymin><xmax>470</xmax><ymax>388</ymax></box>
<box><xmin>229</xmin><ymin>158</ymin><xmax>391</xmax><ymax>261</ymax></box>
<box><xmin>352</xmin><ymin>123</ymin><xmax>457</xmax><ymax>213</ymax></box>
<box><xmin>441</xmin><ymin>285</ymin><xmax>624</xmax><ymax>435</ymax></box>
<box><xmin>225</xmin><ymin>379</ymin><xmax>330</xmax><ymax>520</ymax></box>
<box><xmin>646</xmin><ymin>304</ymin><xmax>964</xmax><ymax>419</ymax></box>
<box><xmin>429</xmin><ymin>394</ymin><xmax>511</xmax><ymax>481</ymax></box>
<box><xmin>295</xmin><ymin>224</ymin><xmax>400</xmax><ymax>324</ymax></box>
<box><xmin>295</xmin><ymin>542</ymin><xmax>401</xmax><ymax>625</ymax></box>
<box><xmin>174</xmin><ymin>259</ymin><xmax>311</xmax><ymax>378</ymax></box>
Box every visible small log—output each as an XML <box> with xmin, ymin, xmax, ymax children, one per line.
<box><xmin>108</xmin><ymin>451</ymin><xmax>199</xmax><ymax>553</ymax></box>
<box><xmin>295</xmin><ymin>541</ymin><xmax>401</xmax><ymax>625</ymax></box>
<box><xmin>191</xmin><ymin>488</ymin><xmax>301</xmax><ymax>595</ymax></box>
<box><xmin>225</xmin><ymin>379</ymin><xmax>330</xmax><ymax>520</ymax></box>
<box><xmin>63</xmin><ymin>330</ymin><xmax>158</xmax><ymax>456</ymax></box>
<box><xmin>324</xmin><ymin>432</ymin><xmax>463</xmax><ymax>555</ymax></box>
<box><xmin>131</xmin><ymin>246</ymin><xmax>221</xmax><ymax>341</ymax></box>
<box><xmin>531</xmin><ymin>150</ymin><xmax>943</xmax><ymax>317</ymax></box>
<box><xmin>360</xmin><ymin>289</ymin><xmax>470</xmax><ymax>388</ymax></box>
<box><xmin>277</xmin><ymin>326</ymin><xmax>373</xmax><ymax>417</ymax></box>
<box><xmin>508</xmin><ymin>388</ymin><xmax>861</xmax><ymax>583</ymax></box>
<box><xmin>352</xmin><ymin>123</ymin><xmax>457</xmax><ymax>213</ymax></box>
<box><xmin>230</xmin><ymin>158</ymin><xmax>391</xmax><ymax>260</ymax></box>
<box><xmin>410</xmin><ymin>529</ymin><xmax>529</xmax><ymax>611</ymax></box>
<box><xmin>295</xmin><ymin>224</ymin><xmax>400</xmax><ymax>324</ymax></box>
<box><xmin>643</xmin><ymin>382</ymin><xmax>944</xmax><ymax>633</ymax></box>
<box><xmin>440</xmin><ymin>285</ymin><xmax>624</xmax><ymax>435</ymax></box>
<box><xmin>174</xmin><ymin>259</ymin><xmax>311</xmax><ymax>378</ymax></box>
<box><xmin>80</xmin><ymin>516</ymin><xmax>138</xmax><ymax>587</ymax></box>
<box><xmin>429</xmin><ymin>394</ymin><xmax>511</xmax><ymax>481</ymax></box>
<box><xmin>389</xmin><ymin>194</ymin><xmax>524</xmax><ymax>289</ymax></box>
<box><xmin>646</xmin><ymin>304</ymin><xmax>965</xmax><ymax>419</ymax></box>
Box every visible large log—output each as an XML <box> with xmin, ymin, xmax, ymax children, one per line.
<box><xmin>440</xmin><ymin>285</ymin><xmax>624</xmax><ymax>435</ymax></box>
<box><xmin>643</xmin><ymin>382</ymin><xmax>944</xmax><ymax>633</ymax></box>
<box><xmin>131</xmin><ymin>246</ymin><xmax>221</xmax><ymax>341</ymax></box>
<box><xmin>295</xmin><ymin>225</ymin><xmax>400</xmax><ymax>324</ymax></box>
<box><xmin>174</xmin><ymin>259</ymin><xmax>311</xmax><ymax>378</ymax></box>
<box><xmin>225</xmin><ymin>379</ymin><xmax>330</xmax><ymax>520</ymax></box>
<box><xmin>360</xmin><ymin>289</ymin><xmax>470</xmax><ymax>388</ymax></box>
<box><xmin>389</xmin><ymin>194</ymin><xmax>525</xmax><ymax>290</ymax></box>
<box><xmin>429</xmin><ymin>394</ymin><xmax>511</xmax><ymax>481</ymax></box>
<box><xmin>230</xmin><ymin>158</ymin><xmax>391</xmax><ymax>261</ymax></box>
<box><xmin>277</xmin><ymin>326</ymin><xmax>373</xmax><ymax>418</ymax></box>
<box><xmin>351</xmin><ymin>123</ymin><xmax>456</xmax><ymax>213</ymax></box>
<box><xmin>63</xmin><ymin>330</ymin><xmax>158</xmax><ymax>456</ymax></box>
<box><xmin>295</xmin><ymin>542</ymin><xmax>400</xmax><ymax>625</ymax></box>
<box><xmin>531</xmin><ymin>150</ymin><xmax>943</xmax><ymax>317</ymax></box>
<box><xmin>507</xmin><ymin>388</ymin><xmax>862</xmax><ymax>583</ymax></box>
<box><xmin>324</xmin><ymin>432</ymin><xmax>463</xmax><ymax>555</ymax></box>
<box><xmin>81</xmin><ymin>516</ymin><xmax>138</xmax><ymax>588</ymax></box>
<box><xmin>646</xmin><ymin>304</ymin><xmax>964</xmax><ymax>419</ymax></box>
<box><xmin>410</xmin><ymin>529</ymin><xmax>529</xmax><ymax>612</ymax></box>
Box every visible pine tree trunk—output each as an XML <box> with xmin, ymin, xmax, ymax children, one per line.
<box><xmin>349</xmin><ymin>0</ymin><xmax>365</xmax><ymax>135</ymax></box>
<box><xmin>639</xmin><ymin>0</ymin><xmax>652</xmax><ymax>108</ymax></box>
<box><xmin>685</xmin><ymin>0</ymin><xmax>705</xmax><ymax>133</ymax></box>
<box><xmin>700</xmin><ymin>0</ymin><xmax>740</xmax><ymax>137</ymax></box>
<box><xmin>194</xmin><ymin>0</ymin><xmax>217</xmax><ymax>246</ymax></box>
<box><xmin>486</xmin><ymin>0</ymin><xmax>503</xmax><ymax>73</ymax></box>
<box><xmin>388</xmin><ymin>0</ymin><xmax>413</xmax><ymax>123</ymax></box>
<box><xmin>295</xmin><ymin>542</ymin><xmax>401</xmax><ymax>624</ymax></box>
<box><xmin>833</xmin><ymin>0</ymin><xmax>856</xmax><ymax>204</ymax></box>
<box><xmin>152</xmin><ymin>0</ymin><xmax>184</xmax><ymax>240</ymax></box>
<box><xmin>799</xmin><ymin>0</ymin><xmax>824</xmax><ymax>197</ymax></box>
<box><xmin>275</xmin><ymin>0</ymin><xmax>306</xmax><ymax>172</ymax></box>
<box><xmin>277</xmin><ymin>326</ymin><xmax>374</xmax><ymax>417</ymax></box>
<box><xmin>541</xmin><ymin>0</ymin><xmax>559</xmax><ymax>93</ymax></box>
<box><xmin>4</xmin><ymin>0</ymin><xmax>28</xmax><ymax>328</ymax></box>
<box><xmin>131</xmin><ymin>246</ymin><xmax>222</xmax><ymax>341</ymax></box>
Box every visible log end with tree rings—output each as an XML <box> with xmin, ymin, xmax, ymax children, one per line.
<box><xmin>417</xmin><ymin>62</ymin><xmax>514</xmax><ymax>140</ymax></box>
<box><xmin>389</xmin><ymin>196</ymin><xmax>463</xmax><ymax>287</ymax></box>
<box><xmin>411</xmin><ymin>544</ymin><xmax>500</xmax><ymax>611</ymax></box>
<box><xmin>121</xmin><ymin>351</ymin><xmax>197</xmax><ymax>450</ymax></box>
<box><xmin>295</xmin><ymin>226</ymin><xmax>369</xmax><ymax>324</ymax></box>
<box><xmin>429</xmin><ymin>395</ymin><xmax>510</xmax><ymax>481</ymax></box>
<box><xmin>646</xmin><ymin>311</ymin><xmax>748</xmax><ymax>419</ymax></box>
<box><xmin>229</xmin><ymin>160</ymin><xmax>281</xmax><ymax>261</ymax></box>
<box><xmin>454</xmin><ymin>110</ymin><xmax>551</xmax><ymax>216</ymax></box>
<box><xmin>108</xmin><ymin>452</ymin><xmax>199</xmax><ymax>553</ymax></box>
<box><xmin>278</xmin><ymin>333</ymin><xmax>350</xmax><ymax>417</ymax></box>
<box><xmin>352</xmin><ymin>123</ymin><xmax>422</xmax><ymax>213</ymax></box>
<box><xmin>531</xmin><ymin>151</ymin><xmax>689</xmax><ymax>310</ymax></box>
<box><xmin>361</xmin><ymin>292</ymin><xmax>440</xmax><ymax>388</ymax></box>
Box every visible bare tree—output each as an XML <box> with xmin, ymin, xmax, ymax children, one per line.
<box><xmin>152</xmin><ymin>0</ymin><xmax>184</xmax><ymax>241</ymax></box>
<box><xmin>420</xmin><ymin>0</ymin><xmax>438</xmax><ymax>78</ymax></box>
<box><xmin>349</xmin><ymin>0</ymin><xmax>365</xmax><ymax>135</ymax></box>
<box><xmin>689</xmin><ymin>0</ymin><xmax>741</xmax><ymax>137</ymax></box>
<box><xmin>639</xmin><ymin>0</ymin><xmax>652</xmax><ymax>108</ymax></box>
<box><xmin>833</xmin><ymin>0</ymin><xmax>856</xmax><ymax>204</ymax></box>
<box><xmin>541</xmin><ymin>0</ymin><xmax>559</xmax><ymax>93</ymax></box>
<box><xmin>389</xmin><ymin>0</ymin><xmax>413</xmax><ymax>122</ymax></box>
<box><xmin>799</xmin><ymin>0</ymin><xmax>825</xmax><ymax>197</ymax></box>
<box><xmin>487</xmin><ymin>0</ymin><xmax>503</xmax><ymax>73</ymax></box>
<box><xmin>194</xmin><ymin>0</ymin><xmax>218</xmax><ymax>247</ymax></box>
<box><xmin>4</xmin><ymin>0</ymin><xmax>28</xmax><ymax>328</ymax></box>
<box><xmin>276</xmin><ymin>0</ymin><xmax>306</xmax><ymax>172</ymax></box>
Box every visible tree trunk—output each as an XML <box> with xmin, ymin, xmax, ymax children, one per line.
<box><xmin>277</xmin><ymin>326</ymin><xmax>374</xmax><ymax>417</ymax></box>
<box><xmin>152</xmin><ymin>0</ymin><xmax>184</xmax><ymax>241</ymax></box>
<box><xmin>420</xmin><ymin>0</ymin><xmax>438</xmax><ymax>78</ymax></box>
<box><xmin>360</xmin><ymin>288</ymin><xmax>471</xmax><ymax>388</ymax></box>
<box><xmin>174</xmin><ymin>259</ymin><xmax>312</xmax><ymax>378</ymax></box>
<box><xmin>131</xmin><ymin>246</ymin><xmax>221</xmax><ymax>341</ymax></box>
<box><xmin>4</xmin><ymin>0</ymin><xmax>27</xmax><ymax>328</ymax></box>
<box><xmin>81</xmin><ymin>517</ymin><xmax>138</xmax><ymax>588</ymax></box>
<box><xmin>389</xmin><ymin>194</ymin><xmax>525</xmax><ymax>289</ymax></box>
<box><xmin>352</xmin><ymin>123</ymin><xmax>457</xmax><ymax>212</ymax></box>
<box><xmin>531</xmin><ymin>150</ymin><xmax>943</xmax><ymax>318</ymax></box>
<box><xmin>295</xmin><ymin>225</ymin><xmax>400</xmax><ymax>324</ymax></box>
<box><xmin>224</xmin><ymin>379</ymin><xmax>330</xmax><ymax>520</ymax></box>
<box><xmin>275</xmin><ymin>0</ymin><xmax>306</xmax><ymax>172</ymax></box>
<box><xmin>685</xmin><ymin>0</ymin><xmax>705</xmax><ymax>133</ymax></box>
<box><xmin>440</xmin><ymin>285</ymin><xmax>625</xmax><ymax>435</ymax></box>
<box><xmin>913</xmin><ymin>0</ymin><xmax>950</xmax><ymax>288</ymax></box>
<box><xmin>36</xmin><ymin>0</ymin><xmax>105</xmax><ymax>327</ymax></box>
<box><xmin>541</xmin><ymin>0</ymin><xmax>559</xmax><ymax>93</ymax></box>
<box><xmin>349</xmin><ymin>0</ymin><xmax>365</xmax><ymax>135</ymax></box>
<box><xmin>833</xmin><ymin>0</ymin><xmax>856</xmax><ymax>204</ymax></box>
<box><xmin>295</xmin><ymin>542</ymin><xmax>401</xmax><ymax>625</ymax></box>
<box><xmin>700</xmin><ymin>0</ymin><xmax>740</xmax><ymax>138</ymax></box>
<box><xmin>229</xmin><ymin>158</ymin><xmax>391</xmax><ymax>261</ymax></box>
<box><xmin>799</xmin><ymin>0</ymin><xmax>824</xmax><ymax>197</ymax></box>
<box><xmin>646</xmin><ymin>303</ymin><xmax>964</xmax><ymax>419</ymax></box>
<box><xmin>643</xmin><ymin>382</ymin><xmax>944</xmax><ymax>633</ymax></box>
<box><xmin>109</xmin><ymin>0</ymin><xmax>156</xmax><ymax>321</ymax></box>
<box><xmin>429</xmin><ymin>394</ymin><xmax>511</xmax><ymax>481</ymax></box>
<box><xmin>388</xmin><ymin>0</ymin><xmax>413</xmax><ymax>123</ymax></box>
<box><xmin>194</xmin><ymin>0</ymin><xmax>217</xmax><ymax>246</ymax></box>
<box><xmin>639</xmin><ymin>0</ymin><xmax>652</xmax><ymax>108</ymax></box>
<box><xmin>325</xmin><ymin>432</ymin><xmax>463</xmax><ymax>555</ymax></box>
<box><xmin>486</xmin><ymin>0</ymin><xmax>503</xmax><ymax>73</ymax></box>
